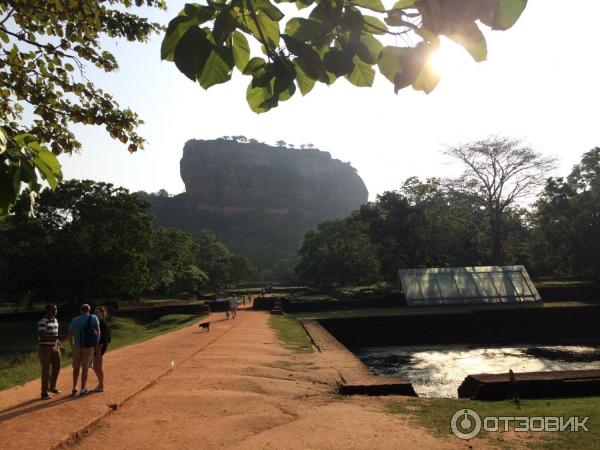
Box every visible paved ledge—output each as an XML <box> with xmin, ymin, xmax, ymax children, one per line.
<box><xmin>300</xmin><ymin>319</ymin><xmax>417</xmax><ymax>397</ymax></box>
<box><xmin>459</xmin><ymin>369</ymin><xmax>600</xmax><ymax>400</ymax></box>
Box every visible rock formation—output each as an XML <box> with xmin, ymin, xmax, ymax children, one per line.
<box><xmin>180</xmin><ymin>139</ymin><xmax>368</xmax><ymax>220</ymax></box>
<box><xmin>146</xmin><ymin>139</ymin><xmax>368</xmax><ymax>278</ymax></box>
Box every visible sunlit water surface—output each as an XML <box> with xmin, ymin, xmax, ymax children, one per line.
<box><xmin>356</xmin><ymin>345</ymin><xmax>600</xmax><ymax>398</ymax></box>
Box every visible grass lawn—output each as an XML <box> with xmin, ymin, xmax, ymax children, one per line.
<box><xmin>0</xmin><ymin>313</ymin><xmax>204</xmax><ymax>392</ymax></box>
<box><xmin>0</xmin><ymin>302</ymin><xmax>46</xmax><ymax>314</ymax></box>
<box><xmin>388</xmin><ymin>396</ymin><xmax>600</xmax><ymax>449</ymax></box>
<box><xmin>268</xmin><ymin>314</ymin><xmax>314</xmax><ymax>353</ymax></box>
<box><xmin>293</xmin><ymin>301</ymin><xmax>592</xmax><ymax>320</ymax></box>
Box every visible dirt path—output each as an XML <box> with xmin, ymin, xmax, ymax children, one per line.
<box><xmin>1</xmin><ymin>310</ymin><xmax>466</xmax><ymax>449</ymax></box>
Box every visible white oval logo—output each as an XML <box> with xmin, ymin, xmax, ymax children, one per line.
<box><xmin>450</xmin><ymin>408</ymin><xmax>482</xmax><ymax>440</ymax></box>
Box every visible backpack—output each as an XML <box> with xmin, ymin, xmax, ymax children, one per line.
<box><xmin>80</xmin><ymin>315</ymin><xmax>99</xmax><ymax>348</ymax></box>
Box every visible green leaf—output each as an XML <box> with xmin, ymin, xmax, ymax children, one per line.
<box><xmin>232</xmin><ymin>31</ymin><xmax>250</xmax><ymax>71</ymax></box>
<box><xmin>295</xmin><ymin>0</ymin><xmax>314</xmax><ymax>10</ymax></box>
<box><xmin>275</xmin><ymin>76</ymin><xmax>296</xmax><ymax>101</ymax></box>
<box><xmin>285</xmin><ymin>18</ymin><xmax>327</xmax><ymax>42</ymax></box>
<box><xmin>316</xmin><ymin>45</ymin><xmax>338</xmax><ymax>84</ymax></box>
<box><xmin>197</xmin><ymin>46</ymin><xmax>235</xmax><ymax>89</ymax></box>
<box><xmin>357</xmin><ymin>34</ymin><xmax>383</xmax><ymax>64</ymax></box>
<box><xmin>256</xmin><ymin>12</ymin><xmax>280</xmax><ymax>48</ymax></box>
<box><xmin>253</xmin><ymin>0</ymin><xmax>284</xmax><ymax>21</ymax></box>
<box><xmin>243</xmin><ymin>57</ymin><xmax>267</xmax><ymax>75</ymax></box>
<box><xmin>173</xmin><ymin>27</ymin><xmax>212</xmax><ymax>81</ymax></box>
<box><xmin>351</xmin><ymin>0</ymin><xmax>385</xmax><ymax>13</ymax></box>
<box><xmin>293</xmin><ymin>60</ymin><xmax>316</xmax><ymax>95</ymax></box>
<box><xmin>341</xmin><ymin>7</ymin><xmax>364</xmax><ymax>32</ymax></box>
<box><xmin>346</xmin><ymin>56</ymin><xmax>375</xmax><ymax>87</ymax></box>
<box><xmin>479</xmin><ymin>0</ymin><xmax>527</xmax><ymax>31</ymax></box>
<box><xmin>412</xmin><ymin>63</ymin><xmax>439</xmax><ymax>93</ymax></box>
<box><xmin>446</xmin><ymin>21</ymin><xmax>487</xmax><ymax>62</ymax></box>
<box><xmin>363</xmin><ymin>15</ymin><xmax>388</xmax><ymax>35</ymax></box>
<box><xmin>0</xmin><ymin>128</ymin><xmax>6</xmax><ymax>155</ymax></box>
<box><xmin>32</xmin><ymin>148</ymin><xmax>62</xmax><ymax>189</ymax></box>
<box><xmin>309</xmin><ymin>3</ymin><xmax>342</xmax><ymax>27</ymax></box>
<box><xmin>213</xmin><ymin>8</ymin><xmax>238</xmax><ymax>45</ymax></box>
<box><xmin>184</xmin><ymin>3</ymin><xmax>217</xmax><ymax>22</ymax></box>
<box><xmin>282</xmin><ymin>35</ymin><xmax>323</xmax><ymax>77</ymax></box>
<box><xmin>393</xmin><ymin>0</ymin><xmax>416</xmax><ymax>8</ymax></box>
<box><xmin>324</xmin><ymin>49</ymin><xmax>355</xmax><ymax>77</ymax></box>
<box><xmin>162</xmin><ymin>16</ymin><xmax>200</xmax><ymax>61</ymax></box>
<box><xmin>246</xmin><ymin>78</ymin><xmax>275</xmax><ymax>113</ymax></box>
<box><xmin>377</xmin><ymin>46</ymin><xmax>408</xmax><ymax>83</ymax></box>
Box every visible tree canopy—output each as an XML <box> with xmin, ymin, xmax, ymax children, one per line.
<box><xmin>445</xmin><ymin>136</ymin><xmax>556</xmax><ymax>264</ymax></box>
<box><xmin>532</xmin><ymin>147</ymin><xmax>600</xmax><ymax>281</ymax></box>
<box><xmin>0</xmin><ymin>179</ymin><xmax>256</xmax><ymax>303</ymax></box>
<box><xmin>162</xmin><ymin>0</ymin><xmax>527</xmax><ymax>112</ymax></box>
<box><xmin>0</xmin><ymin>0</ymin><xmax>165</xmax><ymax>215</ymax></box>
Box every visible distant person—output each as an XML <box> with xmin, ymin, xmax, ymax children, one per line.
<box><xmin>216</xmin><ymin>296</ymin><xmax>229</xmax><ymax>319</ymax></box>
<box><xmin>37</xmin><ymin>304</ymin><xmax>66</xmax><ymax>400</ymax></box>
<box><xmin>68</xmin><ymin>304</ymin><xmax>100</xmax><ymax>396</ymax></box>
<box><xmin>91</xmin><ymin>306</ymin><xmax>111</xmax><ymax>393</ymax></box>
<box><xmin>230</xmin><ymin>295</ymin><xmax>238</xmax><ymax>319</ymax></box>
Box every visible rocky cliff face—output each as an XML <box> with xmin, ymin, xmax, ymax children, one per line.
<box><xmin>147</xmin><ymin>139</ymin><xmax>368</xmax><ymax>277</ymax></box>
<box><xmin>180</xmin><ymin>139</ymin><xmax>368</xmax><ymax>220</ymax></box>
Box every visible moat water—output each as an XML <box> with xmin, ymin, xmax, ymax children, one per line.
<box><xmin>356</xmin><ymin>344</ymin><xmax>600</xmax><ymax>398</ymax></box>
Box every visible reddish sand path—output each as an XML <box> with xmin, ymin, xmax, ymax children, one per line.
<box><xmin>1</xmin><ymin>310</ymin><xmax>466</xmax><ymax>449</ymax></box>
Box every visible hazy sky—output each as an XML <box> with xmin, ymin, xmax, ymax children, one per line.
<box><xmin>59</xmin><ymin>1</ymin><xmax>600</xmax><ymax>200</ymax></box>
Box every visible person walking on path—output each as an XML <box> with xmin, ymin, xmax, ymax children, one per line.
<box><xmin>37</xmin><ymin>304</ymin><xmax>66</xmax><ymax>400</ymax></box>
<box><xmin>68</xmin><ymin>304</ymin><xmax>100</xmax><ymax>396</ymax></box>
<box><xmin>91</xmin><ymin>306</ymin><xmax>111</xmax><ymax>393</ymax></box>
<box><xmin>230</xmin><ymin>295</ymin><xmax>239</xmax><ymax>319</ymax></box>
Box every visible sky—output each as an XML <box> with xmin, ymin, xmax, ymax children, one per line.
<box><xmin>59</xmin><ymin>1</ymin><xmax>600</xmax><ymax>201</ymax></box>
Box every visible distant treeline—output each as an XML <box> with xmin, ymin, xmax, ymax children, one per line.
<box><xmin>0</xmin><ymin>180</ymin><xmax>256</xmax><ymax>305</ymax></box>
<box><xmin>296</xmin><ymin>147</ymin><xmax>600</xmax><ymax>284</ymax></box>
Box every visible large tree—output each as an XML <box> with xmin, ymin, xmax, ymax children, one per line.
<box><xmin>532</xmin><ymin>148</ymin><xmax>600</xmax><ymax>281</ymax></box>
<box><xmin>162</xmin><ymin>0</ymin><xmax>527</xmax><ymax>112</ymax></box>
<box><xmin>445</xmin><ymin>136</ymin><xmax>556</xmax><ymax>265</ymax></box>
<box><xmin>0</xmin><ymin>0</ymin><xmax>164</xmax><ymax>215</ymax></box>
<box><xmin>149</xmin><ymin>227</ymin><xmax>208</xmax><ymax>294</ymax></box>
<box><xmin>4</xmin><ymin>180</ymin><xmax>154</xmax><ymax>302</ymax></box>
<box><xmin>296</xmin><ymin>219</ymin><xmax>380</xmax><ymax>284</ymax></box>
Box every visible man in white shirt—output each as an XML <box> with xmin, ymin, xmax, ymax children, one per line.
<box><xmin>38</xmin><ymin>304</ymin><xmax>64</xmax><ymax>400</ymax></box>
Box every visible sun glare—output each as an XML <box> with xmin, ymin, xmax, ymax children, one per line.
<box><xmin>427</xmin><ymin>40</ymin><xmax>474</xmax><ymax>78</ymax></box>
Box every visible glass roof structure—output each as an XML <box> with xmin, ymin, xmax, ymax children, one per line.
<box><xmin>398</xmin><ymin>266</ymin><xmax>541</xmax><ymax>306</ymax></box>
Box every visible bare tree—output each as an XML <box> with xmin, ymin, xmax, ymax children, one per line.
<box><xmin>445</xmin><ymin>136</ymin><xmax>557</xmax><ymax>265</ymax></box>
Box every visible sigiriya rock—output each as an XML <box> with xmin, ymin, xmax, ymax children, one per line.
<box><xmin>142</xmin><ymin>139</ymin><xmax>368</xmax><ymax>277</ymax></box>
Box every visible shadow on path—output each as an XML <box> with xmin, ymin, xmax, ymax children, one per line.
<box><xmin>0</xmin><ymin>393</ymin><xmax>85</xmax><ymax>423</ymax></box>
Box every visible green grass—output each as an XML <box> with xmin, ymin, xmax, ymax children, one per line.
<box><xmin>0</xmin><ymin>302</ymin><xmax>46</xmax><ymax>314</ymax></box>
<box><xmin>388</xmin><ymin>396</ymin><xmax>600</xmax><ymax>449</ymax></box>
<box><xmin>0</xmin><ymin>313</ymin><xmax>203</xmax><ymax>391</ymax></box>
<box><xmin>268</xmin><ymin>314</ymin><xmax>314</xmax><ymax>353</ymax></box>
<box><xmin>293</xmin><ymin>301</ymin><xmax>592</xmax><ymax>320</ymax></box>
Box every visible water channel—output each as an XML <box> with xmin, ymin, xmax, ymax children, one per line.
<box><xmin>356</xmin><ymin>344</ymin><xmax>600</xmax><ymax>398</ymax></box>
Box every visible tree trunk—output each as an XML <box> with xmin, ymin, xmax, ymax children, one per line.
<box><xmin>489</xmin><ymin>209</ymin><xmax>503</xmax><ymax>265</ymax></box>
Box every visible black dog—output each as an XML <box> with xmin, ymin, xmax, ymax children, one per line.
<box><xmin>199</xmin><ymin>322</ymin><xmax>210</xmax><ymax>332</ymax></box>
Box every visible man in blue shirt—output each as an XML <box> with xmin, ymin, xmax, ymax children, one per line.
<box><xmin>68</xmin><ymin>304</ymin><xmax>100</xmax><ymax>396</ymax></box>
